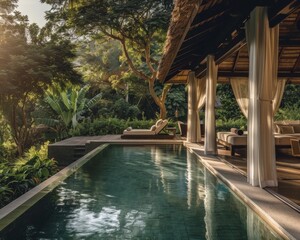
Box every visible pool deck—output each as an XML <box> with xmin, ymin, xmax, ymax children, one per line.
<box><xmin>48</xmin><ymin>135</ymin><xmax>184</xmax><ymax>165</ymax></box>
<box><xmin>47</xmin><ymin>135</ymin><xmax>300</xmax><ymax>239</ymax></box>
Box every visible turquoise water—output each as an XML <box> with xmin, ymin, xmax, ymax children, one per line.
<box><xmin>1</xmin><ymin>145</ymin><xmax>281</xmax><ymax>239</ymax></box>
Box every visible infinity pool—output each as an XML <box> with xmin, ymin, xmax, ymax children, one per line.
<box><xmin>0</xmin><ymin>145</ymin><xmax>282</xmax><ymax>239</ymax></box>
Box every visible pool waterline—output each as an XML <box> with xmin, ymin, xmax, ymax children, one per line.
<box><xmin>0</xmin><ymin>144</ymin><xmax>284</xmax><ymax>239</ymax></box>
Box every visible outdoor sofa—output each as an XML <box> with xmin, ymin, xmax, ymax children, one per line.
<box><xmin>217</xmin><ymin>121</ymin><xmax>300</xmax><ymax>156</ymax></box>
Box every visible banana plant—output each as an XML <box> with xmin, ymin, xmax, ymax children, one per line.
<box><xmin>36</xmin><ymin>85</ymin><xmax>101</xmax><ymax>131</ymax></box>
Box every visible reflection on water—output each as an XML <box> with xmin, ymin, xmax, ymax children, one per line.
<box><xmin>0</xmin><ymin>145</ymin><xmax>282</xmax><ymax>239</ymax></box>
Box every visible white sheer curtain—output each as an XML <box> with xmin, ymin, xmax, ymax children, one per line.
<box><xmin>230</xmin><ymin>78</ymin><xmax>286</xmax><ymax>118</ymax></box>
<box><xmin>196</xmin><ymin>77</ymin><xmax>206</xmax><ymax>142</ymax></box>
<box><xmin>246</xmin><ymin>7</ymin><xmax>279</xmax><ymax>187</ymax></box>
<box><xmin>273</xmin><ymin>79</ymin><xmax>287</xmax><ymax>114</ymax></box>
<box><xmin>230</xmin><ymin>78</ymin><xmax>249</xmax><ymax>118</ymax></box>
<box><xmin>204</xmin><ymin>55</ymin><xmax>218</xmax><ymax>155</ymax></box>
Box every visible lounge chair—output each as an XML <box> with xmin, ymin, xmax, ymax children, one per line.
<box><xmin>177</xmin><ymin>121</ymin><xmax>187</xmax><ymax>137</ymax></box>
<box><xmin>121</xmin><ymin>119</ymin><xmax>174</xmax><ymax>139</ymax></box>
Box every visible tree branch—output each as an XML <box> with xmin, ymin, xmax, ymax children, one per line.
<box><xmin>145</xmin><ymin>43</ymin><xmax>156</xmax><ymax>75</ymax></box>
<box><xmin>120</xmin><ymin>39</ymin><xmax>149</xmax><ymax>81</ymax></box>
<box><xmin>161</xmin><ymin>84</ymin><xmax>172</xmax><ymax>103</ymax></box>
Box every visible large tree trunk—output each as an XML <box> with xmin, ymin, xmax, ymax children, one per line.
<box><xmin>148</xmin><ymin>77</ymin><xmax>171</xmax><ymax>119</ymax></box>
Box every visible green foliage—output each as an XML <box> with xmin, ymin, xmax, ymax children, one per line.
<box><xmin>111</xmin><ymin>98</ymin><xmax>140</xmax><ymax>119</ymax></box>
<box><xmin>0</xmin><ymin>113</ymin><xmax>16</xmax><ymax>161</ymax></box>
<box><xmin>70</xmin><ymin>118</ymin><xmax>156</xmax><ymax>136</ymax></box>
<box><xmin>216</xmin><ymin>118</ymin><xmax>247</xmax><ymax>132</ymax></box>
<box><xmin>0</xmin><ymin>4</ymin><xmax>81</xmax><ymax>155</ymax></box>
<box><xmin>34</xmin><ymin>85</ymin><xmax>101</xmax><ymax>140</ymax></box>
<box><xmin>165</xmin><ymin>85</ymin><xmax>187</xmax><ymax>120</ymax></box>
<box><xmin>0</xmin><ymin>142</ymin><xmax>57</xmax><ymax>208</ymax></box>
<box><xmin>16</xmin><ymin>141</ymin><xmax>51</xmax><ymax>165</ymax></box>
<box><xmin>274</xmin><ymin>106</ymin><xmax>300</xmax><ymax>121</ymax></box>
<box><xmin>280</xmin><ymin>84</ymin><xmax>300</xmax><ymax>108</ymax></box>
<box><xmin>44</xmin><ymin>0</ymin><xmax>172</xmax><ymax>118</ymax></box>
<box><xmin>217</xmin><ymin>84</ymin><xmax>244</xmax><ymax>121</ymax></box>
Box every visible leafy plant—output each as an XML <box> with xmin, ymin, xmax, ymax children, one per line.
<box><xmin>274</xmin><ymin>106</ymin><xmax>300</xmax><ymax>121</ymax></box>
<box><xmin>216</xmin><ymin>118</ymin><xmax>247</xmax><ymax>132</ymax></box>
<box><xmin>0</xmin><ymin>141</ymin><xmax>57</xmax><ymax>208</ymax></box>
<box><xmin>70</xmin><ymin>118</ymin><xmax>156</xmax><ymax>136</ymax></box>
<box><xmin>35</xmin><ymin>85</ymin><xmax>102</xmax><ymax>140</ymax></box>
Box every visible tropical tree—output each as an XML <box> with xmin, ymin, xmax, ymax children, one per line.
<box><xmin>43</xmin><ymin>0</ymin><xmax>173</xmax><ymax>119</ymax></box>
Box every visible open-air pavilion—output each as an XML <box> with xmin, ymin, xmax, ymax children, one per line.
<box><xmin>157</xmin><ymin>0</ymin><xmax>300</xmax><ymax>190</ymax></box>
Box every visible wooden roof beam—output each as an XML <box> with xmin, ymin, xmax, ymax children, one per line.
<box><xmin>218</xmin><ymin>71</ymin><xmax>300</xmax><ymax>78</ymax></box>
<box><xmin>232</xmin><ymin>49</ymin><xmax>241</xmax><ymax>72</ymax></box>
<box><xmin>292</xmin><ymin>53</ymin><xmax>300</xmax><ymax>73</ymax></box>
<box><xmin>185</xmin><ymin>14</ymin><xmax>227</xmax><ymax>42</ymax></box>
<box><xmin>279</xmin><ymin>39</ymin><xmax>300</xmax><ymax>46</ymax></box>
<box><xmin>191</xmin><ymin>2</ymin><xmax>230</xmax><ymax>28</ymax></box>
<box><xmin>215</xmin><ymin>33</ymin><xmax>246</xmax><ymax>65</ymax></box>
<box><xmin>268</xmin><ymin>0</ymin><xmax>300</xmax><ymax>27</ymax></box>
<box><xmin>194</xmin><ymin>32</ymin><xmax>246</xmax><ymax>78</ymax></box>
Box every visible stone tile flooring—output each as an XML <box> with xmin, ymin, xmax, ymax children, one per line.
<box><xmin>217</xmin><ymin>146</ymin><xmax>300</xmax><ymax>207</ymax></box>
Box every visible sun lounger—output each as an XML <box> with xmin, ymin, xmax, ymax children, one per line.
<box><xmin>121</xmin><ymin>119</ymin><xmax>173</xmax><ymax>139</ymax></box>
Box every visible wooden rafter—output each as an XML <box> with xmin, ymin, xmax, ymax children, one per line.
<box><xmin>292</xmin><ymin>53</ymin><xmax>300</xmax><ymax>73</ymax></box>
<box><xmin>218</xmin><ymin>71</ymin><xmax>300</xmax><ymax>78</ymax></box>
<box><xmin>232</xmin><ymin>49</ymin><xmax>241</xmax><ymax>72</ymax></box>
<box><xmin>184</xmin><ymin>14</ymin><xmax>227</xmax><ymax>42</ymax></box>
<box><xmin>190</xmin><ymin>2</ymin><xmax>230</xmax><ymax>28</ymax></box>
<box><xmin>215</xmin><ymin>33</ymin><xmax>246</xmax><ymax>65</ymax></box>
<box><xmin>268</xmin><ymin>0</ymin><xmax>300</xmax><ymax>27</ymax></box>
<box><xmin>279</xmin><ymin>47</ymin><xmax>284</xmax><ymax>59</ymax></box>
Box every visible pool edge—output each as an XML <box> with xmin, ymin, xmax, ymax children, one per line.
<box><xmin>186</xmin><ymin>144</ymin><xmax>298</xmax><ymax>240</ymax></box>
<box><xmin>0</xmin><ymin>144</ymin><xmax>110</xmax><ymax>231</ymax></box>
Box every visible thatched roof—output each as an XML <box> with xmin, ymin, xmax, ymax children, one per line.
<box><xmin>158</xmin><ymin>0</ymin><xmax>300</xmax><ymax>84</ymax></box>
<box><xmin>157</xmin><ymin>0</ymin><xmax>200</xmax><ymax>82</ymax></box>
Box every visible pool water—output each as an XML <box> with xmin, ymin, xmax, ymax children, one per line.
<box><xmin>1</xmin><ymin>145</ymin><xmax>282</xmax><ymax>239</ymax></box>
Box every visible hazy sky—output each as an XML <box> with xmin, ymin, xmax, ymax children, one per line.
<box><xmin>17</xmin><ymin>0</ymin><xmax>51</xmax><ymax>27</ymax></box>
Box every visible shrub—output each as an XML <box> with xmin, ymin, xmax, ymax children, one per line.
<box><xmin>70</xmin><ymin>118</ymin><xmax>156</xmax><ymax>136</ymax></box>
<box><xmin>216</xmin><ymin>118</ymin><xmax>247</xmax><ymax>132</ymax></box>
<box><xmin>274</xmin><ymin>106</ymin><xmax>300</xmax><ymax>121</ymax></box>
<box><xmin>0</xmin><ymin>142</ymin><xmax>58</xmax><ymax>208</ymax></box>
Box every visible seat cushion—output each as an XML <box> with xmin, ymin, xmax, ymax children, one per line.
<box><xmin>217</xmin><ymin>132</ymin><xmax>247</xmax><ymax>145</ymax></box>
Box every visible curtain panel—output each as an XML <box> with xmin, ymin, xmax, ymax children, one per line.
<box><xmin>230</xmin><ymin>78</ymin><xmax>286</xmax><ymax>119</ymax></box>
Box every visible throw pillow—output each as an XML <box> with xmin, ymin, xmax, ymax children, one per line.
<box><xmin>279</xmin><ymin>125</ymin><xmax>294</xmax><ymax>134</ymax></box>
<box><xmin>156</xmin><ymin>119</ymin><xmax>163</xmax><ymax>127</ymax></box>
<box><xmin>150</xmin><ymin>125</ymin><xmax>156</xmax><ymax>131</ymax></box>
<box><xmin>126</xmin><ymin>127</ymin><xmax>132</xmax><ymax>131</ymax></box>
<box><xmin>292</xmin><ymin>124</ymin><xmax>300</xmax><ymax>133</ymax></box>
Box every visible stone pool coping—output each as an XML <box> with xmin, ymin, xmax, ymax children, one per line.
<box><xmin>185</xmin><ymin>142</ymin><xmax>300</xmax><ymax>240</ymax></box>
<box><xmin>0</xmin><ymin>144</ymin><xmax>109</xmax><ymax>231</ymax></box>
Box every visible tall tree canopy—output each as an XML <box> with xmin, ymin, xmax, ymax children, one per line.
<box><xmin>44</xmin><ymin>0</ymin><xmax>173</xmax><ymax>118</ymax></box>
<box><xmin>0</xmin><ymin>0</ymin><xmax>81</xmax><ymax>155</ymax></box>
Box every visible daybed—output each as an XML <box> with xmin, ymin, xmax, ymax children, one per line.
<box><xmin>121</xmin><ymin>119</ymin><xmax>174</xmax><ymax>139</ymax></box>
<box><xmin>217</xmin><ymin>121</ymin><xmax>300</xmax><ymax>156</ymax></box>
